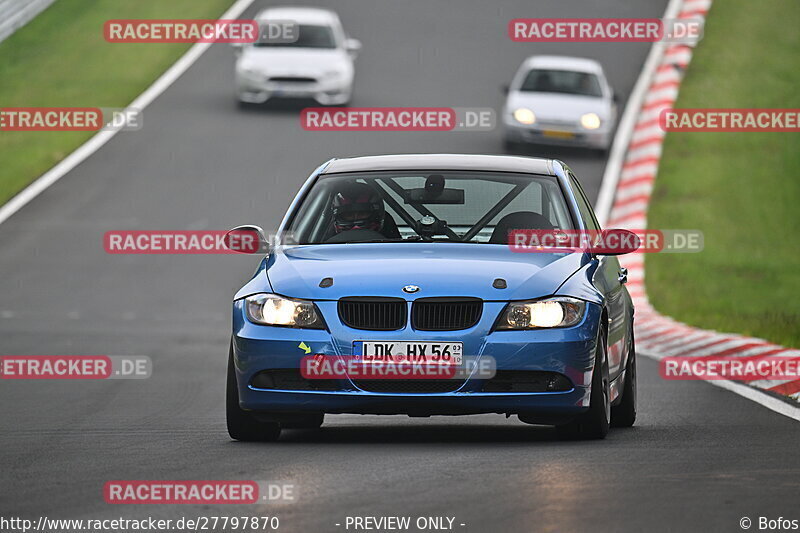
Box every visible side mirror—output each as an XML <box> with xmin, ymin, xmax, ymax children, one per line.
<box><xmin>224</xmin><ymin>225</ymin><xmax>268</xmax><ymax>254</ymax></box>
<box><xmin>345</xmin><ymin>38</ymin><xmax>362</xmax><ymax>56</ymax></box>
<box><xmin>501</xmin><ymin>83</ymin><xmax>510</xmax><ymax>95</ymax></box>
<box><xmin>592</xmin><ymin>229</ymin><xmax>640</xmax><ymax>256</ymax></box>
<box><xmin>612</xmin><ymin>91</ymin><xmax>620</xmax><ymax>104</ymax></box>
<box><xmin>231</xmin><ymin>42</ymin><xmax>244</xmax><ymax>56</ymax></box>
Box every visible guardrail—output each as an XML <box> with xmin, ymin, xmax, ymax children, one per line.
<box><xmin>0</xmin><ymin>0</ymin><xmax>57</xmax><ymax>44</ymax></box>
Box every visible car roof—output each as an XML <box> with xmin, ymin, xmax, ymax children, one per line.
<box><xmin>255</xmin><ymin>6</ymin><xmax>340</xmax><ymax>25</ymax></box>
<box><xmin>522</xmin><ymin>55</ymin><xmax>604</xmax><ymax>74</ymax></box>
<box><xmin>322</xmin><ymin>154</ymin><xmax>555</xmax><ymax>175</ymax></box>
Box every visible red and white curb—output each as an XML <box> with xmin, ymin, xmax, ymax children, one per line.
<box><xmin>598</xmin><ymin>0</ymin><xmax>800</xmax><ymax>413</ymax></box>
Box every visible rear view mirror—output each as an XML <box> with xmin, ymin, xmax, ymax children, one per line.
<box><xmin>224</xmin><ymin>225</ymin><xmax>268</xmax><ymax>254</ymax></box>
<box><xmin>404</xmin><ymin>174</ymin><xmax>465</xmax><ymax>204</ymax></box>
<box><xmin>345</xmin><ymin>38</ymin><xmax>362</xmax><ymax>56</ymax></box>
<box><xmin>406</xmin><ymin>188</ymin><xmax>465</xmax><ymax>204</ymax></box>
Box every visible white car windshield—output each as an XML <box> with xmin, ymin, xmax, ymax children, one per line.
<box><xmin>254</xmin><ymin>24</ymin><xmax>337</xmax><ymax>49</ymax></box>
<box><xmin>520</xmin><ymin>69</ymin><xmax>603</xmax><ymax>97</ymax></box>
<box><xmin>285</xmin><ymin>171</ymin><xmax>575</xmax><ymax>245</ymax></box>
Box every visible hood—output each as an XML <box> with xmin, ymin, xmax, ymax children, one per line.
<box><xmin>506</xmin><ymin>91</ymin><xmax>611</xmax><ymax>122</ymax></box>
<box><xmin>238</xmin><ymin>47</ymin><xmax>350</xmax><ymax>77</ymax></box>
<box><xmin>262</xmin><ymin>243</ymin><xmax>588</xmax><ymax>301</ymax></box>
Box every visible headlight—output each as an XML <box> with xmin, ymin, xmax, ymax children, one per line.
<box><xmin>244</xmin><ymin>294</ymin><xmax>325</xmax><ymax>329</ymax></box>
<box><xmin>580</xmin><ymin>113</ymin><xmax>601</xmax><ymax>130</ymax></box>
<box><xmin>513</xmin><ymin>108</ymin><xmax>536</xmax><ymax>125</ymax></box>
<box><xmin>241</xmin><ymin>67</ymin><xmax>261</xmax><ymax>78</ymax></box>
<box><xmin>496</xmin><ymin>297</ymin><xmax>586</xmax><ymax>330</ymax></box>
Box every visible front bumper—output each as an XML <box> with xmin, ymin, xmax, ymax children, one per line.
<box><xmin>236</xmin><ymin>73</ymin><xmax>352</xmax><ymax>105</ymax></box>
<box><xmin>503</xmin><ymin>119</ymin><xmax>612</xmax><ymax>150</ymax></box>
<box><xmin>231</xmin><ymin>300</ymin><xmax>602</xmax><ymax>417</ymax></box>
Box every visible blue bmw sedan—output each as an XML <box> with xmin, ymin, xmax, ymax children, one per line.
<box><xmin>226</xmin><ymin>154</ymin><xmax>637</xmax><ymax>441</ymax></box>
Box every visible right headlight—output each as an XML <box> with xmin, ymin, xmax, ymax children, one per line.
<box><xmin>580</xmin><ymin>112</ymin><xmax>601</xmax><ymax>130</ymax></box>
<box><xmin>495</xmin><ymin>297</ymin><xmax>586</xmax><ymax>330</ymax></box>
<box><xmin>244</xmin><ymin>293</ymin><xmax>325</xmax><ymax>329</ymax></box>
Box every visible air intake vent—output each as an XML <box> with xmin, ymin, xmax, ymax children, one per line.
<box><xmin>411</xmin><ymin>298</ymin><xmax>482</xmax><ymax>331</ymax></box>
<box><xmin>353</xmin><ymin>380</ymin><xmax>464</xmax><ymax>394</ymax></box>
<box><xmin>268</xmin><ymin>76</ymin><xmax>316</xmax><ymax>83</ymax></box>
<box><xmin>338</xmin><ymin>297</ymin><xmax>407</xmax><ymax>330</ymax></box>
<box><xmin>480</xmin><ymin>371</ymin><xmax>573</xmax><ymax>393</ymax></box>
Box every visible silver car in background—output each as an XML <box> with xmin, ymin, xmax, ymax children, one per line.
<box><xmin>235</xmin><ymin>7</ymin><xmax>361</xmax><ymax>105</ymax></box>
<box><xmin>503</xmin><ymin>56</ymin><xmax>618</xmax><ymax>154</ymax></box>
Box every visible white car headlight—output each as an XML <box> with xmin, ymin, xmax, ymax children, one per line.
<box><xmin>245</xmin><ymin>294</ymin><xmax>325</xmax><ymax>329</ymax></box>
<box><xmin>580</xmin><ymin>113</ymin><xmax>602</xmax><ymax>130</ymax></box>
<box><xmin>513</xmin><ymin>108</ymin><xmax>536</xmax><ymax>125</ymax></box>
<box><xmin>496</xmin><ymin>297</ymin><xmax>586</xmax><ymax>330</ymax></box>
<box><xmin>241</xmin><ymin>67</ymin><xmax>262</xmax><ymax>78</ymax></box>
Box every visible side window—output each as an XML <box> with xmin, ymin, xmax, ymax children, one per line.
<box><xmin>568</xmin><ymin>172</ymin><xmax>601</xmax><ymax>231</ymax></box>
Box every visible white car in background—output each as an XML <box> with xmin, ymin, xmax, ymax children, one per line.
<box><xmin>235</xmin><ymin>7</ymin><xmax>361</xmax><ymax>106</ymax></box>
<box><xmin>503</xmin><ymin>56</ymin><xmax>618</xmax><ymax>154</ymax></box>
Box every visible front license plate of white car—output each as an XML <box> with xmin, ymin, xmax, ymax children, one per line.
<box><xmin>356</xmin><ymin>341</ymin><xmax>463</xmax><ymax>365</ymax></box>
<box><xmin>542</xmin><ymin>129</ymin><xmax>575</xmax><ymax>139</ymax></box>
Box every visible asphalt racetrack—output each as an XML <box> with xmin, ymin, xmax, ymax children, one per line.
<box><xmin>1</xmin><ymin>1</ymin><xmax>799</xmax><ymax>532</ymax></box>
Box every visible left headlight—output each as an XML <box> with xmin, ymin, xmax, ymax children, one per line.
<box><xmin>513</xmin><ymin>108</ymin><xmax>536</xmax><ymax>125</ymax></box>
<box><xmin>495</xmin><ymin>297</ymin><xmax>586</xmax><ymax>330</ymax></box>
<box><xmin>239</xmin><ymin>67</ymin><xmax>262</xmax><ymax>79</ymax></box>
<box><xmin>580</xmin><ymin>112</ymin><xmax>601</xmax><ymax>130</ymax></box>
<box><xmin>244</xmin><ymin>293</ymin><xmax>325</xmax><ymax>329</ymax></box>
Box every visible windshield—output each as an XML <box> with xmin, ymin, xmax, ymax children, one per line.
<box><xmin>254</xmin><ymin>24</ymin><xmax>337</xmax><ymax>49</ymax></box>
<box><xmin>285</xmin><ymin>171</ymin><xmax>575</xmax><ymax>245</ymax></box>
<box><xmin>519</xmin><ymin>69</ymin><xmax>603</xmax><ymax>97</ymax></box>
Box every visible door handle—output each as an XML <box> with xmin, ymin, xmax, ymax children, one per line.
<box><xmin>618</xmin><ymin>267</ymin><xmax>628</xmax><ymax>284</ymax></box>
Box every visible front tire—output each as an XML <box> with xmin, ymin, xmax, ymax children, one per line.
<box><xmin>557</xmin><ymin>328</ymin><xmax>610</xmax><ymax>440</ymax></box>
<box><xmin>226</xmin><ymin>345</ymin><xmax>281</xmax><ymax>442</ymax></box>
<box><xmin>611</xmin><ymin>329</ymin><xmax>637</xmax><ymax>428</ymax></box>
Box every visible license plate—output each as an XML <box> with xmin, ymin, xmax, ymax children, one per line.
<box><xmin>542</xmin><ymin>129</ymin><xmax>575</xmax><ymax>139</ymax></box>
<box><xmin>355</xmin><ymin>341</ymin><xmax>463</xmax><ymax>365</ymax></box>
<box><xmin>272</xmin><ymin>84</ymin><xmax>288</xmax><ymax>95</ymax></box>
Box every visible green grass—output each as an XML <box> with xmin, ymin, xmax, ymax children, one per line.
<box><xmin>647</xmin><ymin>0</ymin><xmax>800</xmax><ymax>348</ymax></box>
<box><xmin>0</xmin><ymin>0</ymin><xmax>235</xmax><ymax>204</ymax></box>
